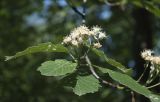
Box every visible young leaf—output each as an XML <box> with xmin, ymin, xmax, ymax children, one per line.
<box><xmin>73</xmin><ymin>75</ymin><xmax>100</xmax><ymax>96</ymax></box>
<box><xmin>37</xmin><ymin>59</ymin><xmax>77</xmax><ymax>76</ymax></box>
<box><xmin>94</xmin><ymin>65</ymin><xmax>160</xmax><ymax>102</ymax></box>
<box><xmin>5</xmin><ymin>42</ymin><xmax>68</xmax><ymax>61</ymax></box>
<box><xmin>91</xmin><ymin>48</ymin><xmax>132</xmax><ymax>74</ymax></box>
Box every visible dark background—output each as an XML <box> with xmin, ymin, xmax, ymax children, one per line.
<box><xmin>0</xmin><ymin>0</ymin><xmax>160</xmax><ymax>102</ymax></box>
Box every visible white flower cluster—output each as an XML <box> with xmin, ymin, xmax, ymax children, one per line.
<box><xmin>141</xmin><ymin>50</ymin><xmax>160</xmax><ymax>84</ymax></box>
<box><xmin>62</xmin><ymin>25</ymin><xmax>106</xmax><ymax>48</ymax></box>
<box><xmin>141</xmin><ymin>50</ymin><xmax>153</xmax><ymax>60</ymax></box>
<box><xmin>141</xmin><ymin>49</ymin><xmax>160</xmax><ymax>64</ymax></box>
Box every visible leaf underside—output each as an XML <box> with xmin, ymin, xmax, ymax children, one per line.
<box><xmin>73</xmin><ymin>75</ymin><xmax>100</xmax><ymax>96</ymax></box>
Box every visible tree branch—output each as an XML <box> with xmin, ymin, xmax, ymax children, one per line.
<box><xmin>137</xmin><ymin>62</ymin><xmax>149</xmax><ymax>82</ymax></box>
<box><xmin>66</xmin><ymin>0</ymin><xmax>85</xmax><ymax>19</ymax></box>
<box><xmin>147</xmin><ymin>82</ymin><xmax>160</xmax><ymax>89</ymax></box>
<box><xmin>85</xmin><ymin>55</ymin><xmax>120</xmax><ymax>88</ymax></box>
<box><xmin>104</xmin><ymin>0</ymin><xmax>121</xmax><ymax>6</ymax></box>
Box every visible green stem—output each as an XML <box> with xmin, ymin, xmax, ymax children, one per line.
<box><xmin>85</xmin><ymin>55</ymin><xmax>100</xmax><ymax>79</ymax></box>
<box><xmin>104</xmin><ymin>0</ymin><xmax>121</xmax><ymax>6</ymax></box>
<box><xmin>147</xmin><ymin>82</ymin><xmax>160</xmax><ymax>89</ymax></box>
<box><xmin>137</xmin><ymin>62</ymin><xmax>149</xmax><ymax>82</ymax></box>
<box><xmin>85</xmin><ymin>55</ymin><xmax>121</xmax><ymax>88</ymax></box>
<box><xmin>131</xmin><ymin>91</ymin><xmax>136</xmax><ymax>102</ymax></box>
<box><xmin>69</xmin><ymin>52</ymin><xmax>77</xmax><ymax>62</ymax></box>
<box><xmin>67</xmin><ymin>48</ymin><xmax>77</xmax><ymax>62</ymax></box>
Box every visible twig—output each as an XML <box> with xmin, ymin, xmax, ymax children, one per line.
<box><xmin>85</xmin><ymin>55</ymin><xmax>120</xmax><ymax>88</ymax></box>
<box><xmin>137</xmin><ymin>62</ymin><xmax>149</xmax><ymax>82</ymax></box>
<box><xmin>69</xmin><ymin>52</ymin><xmax>77</xmax><ymax>62</ymax></box>
<box><xmin>82</xmin><ymin>0</ymin><xmax>87</xmax><ymax>24</ymax></box>
<box><xmin>66</xmin><ymin>0</ymin><xmax>85</xmax><ymax>20</ymax></box>
<box><xmin>67</xmin><ymin>48</ymin><xmax>77</xmax><ymax>62</ymax></box>
<box><xmin>147</xmin><ymin>82</ymin><xmax>160</xmax><ymax>89</ymax></box>
<box><xmin>85</xmin><ymin>55</ymin><xmax>100</xmax><ymax>79</ymax></box>
<box><xmin>104</xmin><ymin>0</ymin><xmax>121</xmax><ymax>6</ymax></box>
<box><xmin>131</xmin><ymin>91</ymin><xmax>136</xmax><ymax>102</ymax></box>
<box><xmin>80</xmin><ymin>64</ymin><xmax>88</xmax><ymax>66</ymax></box>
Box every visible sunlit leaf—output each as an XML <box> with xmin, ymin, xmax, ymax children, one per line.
<box><xmin>149</xmin><ymin>94</ymin><xmax>160</xmax><ymax>102</ymax></box>
<box><xmin>5</xmin><ymin>42</ymin><xmax>68</xmax><ymax>61</ymax></box>
<box><xmin>37</xmin><ymin>59</ymin><xmax>77</xmax><ymax>76</ymax></box>
<box><xmin>91</xmin><ymin>48</ymin><xmax>132</xmax><ymax>74</ymax></box>
<box><xmin>94</xmin><ymin>65</ymin><xmax>160</xmax><ymax>102</ymax></box>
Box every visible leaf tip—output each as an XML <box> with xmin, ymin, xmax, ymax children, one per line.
<box><xmin>75</xmin><ymin>93</ymin><xmax>84</xmax><ymax>96</ymax></box>
<box><xmin>5</xmin><ymin>56</ymin><xmax>13</xmax><ymax>61</ymax></box>
<box><xmin>36</xmin><ymin>67</ymin><xmax>40</xmax><ymax>71</ymax></box>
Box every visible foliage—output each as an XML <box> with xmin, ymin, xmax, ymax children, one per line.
<box><xmin>91</xmin><ymin>48</ymin><xmax>132</xmax><ymax>75</ymax></box>
<box><xmin>128</xmin><ymin>0</ymin><xmax>160</xmax><ymax>17</ymax></box>
<box><xmin>2</xmin><ymin>0</ymin><xmax>160</xmax><ymax>102</ymax></box>
<box><xmin>95</xmin><ymin>65</ymin><xmax>160</xmax><ymax>102</ymax></box>
<box><xmin>5</xmin><ymin>42</ymin><xmax>68</xmax><ymax>61</ymax></box>
<box><xmin>5</xmin><ymin>26</ymin><xmax>160</xmax><ymax>102</ymax></box>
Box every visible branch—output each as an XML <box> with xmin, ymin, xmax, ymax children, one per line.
<box><xmin>147</xmin><ymin>82</ymin><xmax>160</xmax><ymax>89</ymax></box>
<box><xmin>131</xmin><ymin>91</ymin><xmax>136</xmax><ymax>102</ymax></box>
<box><xmin>104</xmin><ymin>0</ymin><xmax>121</xmax><ymax>6</ymax></box>
<box><xmin>85</xmin><ymin>55</ymin><xmax>121</xmax><ymax>88</ymax></box>
<box><xmin>82</xmin><ymin>0</ymin><xmax>87</xmax><ymax>24</ymax></box>
<box><xmin>66</xmin><ymin>0</ymin><xmax>85</xmax><ymax>19</ymax></box>
<box><xmin>85</xmin><ymin>55</ymin><xmax>100</xmax><ymax>79</ymax></box>
<box><xmin>137</xmin><ymin>62</ymin><xmax>149</xmax><ymax>82</ymax></box>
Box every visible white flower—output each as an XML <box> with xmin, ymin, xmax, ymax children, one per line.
<box><xmin>141</xmin><ymin>50</ymin><xmax>153</xmax><ymax>59</ymax></box>
<box><xmin>70</xmin><ymin>25</ymin><xmax>91</xmax><ymax>39</ymax></box>
<box><xmin>92</xmin><ymin>26</ymin><xmax>102</xmax><ymax>33</ymax></box>
<box><xmin>78</xmin><ymin>25</ymin><xmax>90</xmax><ymax>36</ymax></box>
<box><xmin>62</xmin><ymin>25</ymin><xmax>107</xmax><ymax>47</ymax></box>
<box><xmin>151</xmin><ymin>56</ymin><xmax>160</xmax><ymax>64</ymax></box>
<box><xmin>70</xmin><ymin>30</ymin><xmax>79</xmax><ymax>39</ymax></box>
<box><xmin>71</xmin><ymin>40</ymin><xmax>78</xmax><ymax>46</ymax></box>
<box><xmin>93</xmin><ymin>43</ymin><xmax>102</xmax><ymax>48</ymax></box>
<box><xmin>141</xmin><ymin>49</ymin><xmax>160</xmax><ymax>64</ymax></box>
<box><xmin>78</xmin><ymin>37</ymin><xmax>83</xmax><ymax>43</ymax></box>
<box><xmin>98</xmin><ymin>32</ymin><xmax>106</xmax><ymax>39</ymax></box>
<box><xmin>63</xmin><ymin>36</ymin><xmax>72</xmax><ymax>44</ymax></box>
<box><xmin>89</xmin><ymin>30</ymin><xmax>95</xmax><ymax>36</ymax></box>
<box><xmin>90</xmin><ymin>26</ymin><xmax>107</xmax><ymax>40</ymax></box>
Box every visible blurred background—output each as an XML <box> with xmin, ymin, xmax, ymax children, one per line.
<box><xmin>0</xmin><ymin>0</ymin><xmax>160</xmax><ymax>102</ymax></box>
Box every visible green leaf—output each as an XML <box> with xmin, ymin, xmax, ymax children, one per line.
<box><xmin>73</xmin><ymin>75</ymin><xmax>100</xmax><ymax>96</ymax></box>
<box><xmin>129</xmin><ymin>0</ymin><xmax>160</xmax><ymax>17</ymax></box>
<box><xmin>149</xmin><ymin>94</ymin><xmax>160</xmax><ymax>102</ymax></box>
<box><xmin>37</xmin><ymin>59</ymin><xmax>77</xmax><ymax>76</ymax></box>
<box><xmin>98</xmin><ymin>66</ymin><xmax>151</xmax><ymax>96</ymax></box>
<box><xmin>5</xmin><ymin>42</ymin><xmax>68</xmax><ymax>61</ymax></box>
<box><xmin>94</xmin><ymin>65</ymin><xmax>160</xmax><ymax>101</ymax></box>
<box><xmin>92</xmin><ymin>48</ymin><xmax>132</xmax><ymax>74</ymax></box>
<box><xmin>61</xmin><ymin>73</ymin><xmax>77</xmax><ymax>87</ymax></box>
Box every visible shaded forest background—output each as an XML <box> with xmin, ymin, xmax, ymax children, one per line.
<box><xmin>0</xmin><ymin>0</ymin><xmax>160</xmax><ymax>102</ymax></box>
